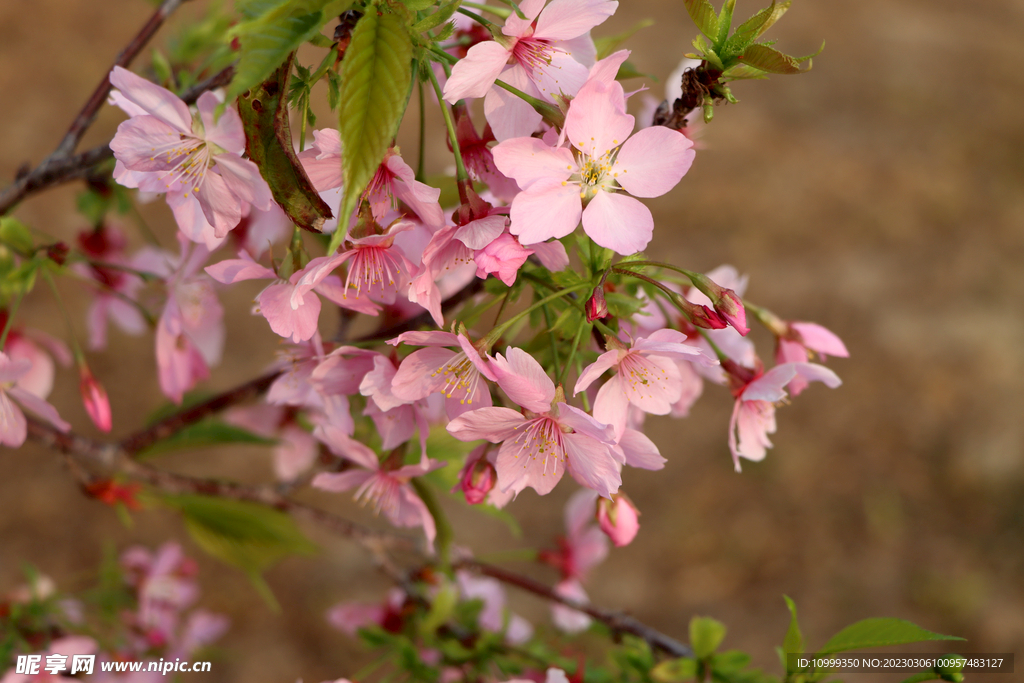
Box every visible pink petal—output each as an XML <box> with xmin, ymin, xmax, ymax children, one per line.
<box><xmin>312</xmin><ymin>470</ymin><xmax>374</xmax><ymax>493</ymax></box>
<box><xmin>455</xmin><ymin>214</ymin><xmax>507</xmax><ymax>249</ymax></box>
<box><xmin>573</xmin><ymin>349</ymin><xmax>619</xmax><ymax>394</ymax></box>
<box><xmin>491</xmin><ymin>347</ymin><xmax>555</xmax><ymax>412</ymax></box>
<box><xmin>314</xmin><ymin>275</ymin><xmax>382</xmax><ymax>316</ymax></box>
<box><xmin>565</xmin><ymin>80</ymin><xmax>633</xmax><ymax>159</ymax></box>
<box><xmin>483</xmin><ymin>65</ymin><xmax>545</xmax><ymax>141</ymax></box>
<box><xmin>586</xmin><ymin>49</ymin><xmax>631</xmax><ymax>85</ymax></box>
<box><xmin>503</xmin><ymin>0</ymin><xmax>546</xmax><ymax>35</ymax></box>
<box><xmin>109</xmin><ymin>66</ymin><xmax>192</xmax><ymax>133</ymax></box>
<box><xmin>8</xmin><ymin>387</ymin><xmax>70</xmax><ymax>432</ymax></box>
<box><xmin>205</xmin><ymin>254</ymin><xmax>274</xmax><ymax>284</ymax></box>
<box><xmin>444</xmin><ymin>40</ymin><xmax>514</xmax><ymax>102</ymax></box>
<box><xmin>509</xmin><ymin>179</ymin><xmax>582</xmax><ymax>244</ymax></box>
<box><xmin>556</xmin><ymin>402</ymin><xmax>615</xmax><ymax>443</ymax></box>
<box><xmin>213</xmin><ymin>153</ymin><xmax>274</xmax><ymax>211</ymax></box>
<box><xmin>110</xmin><ymin>115</ymin><xmax>184</xmax><ymax>171</ymax></box>
<box><xmin>530</xmin><ymin>239</ymin><xmax>569</xmax><ymax>271</ymax></box>
<box><xmin>742</xmin><ymin>365</ymin><xmax>799</xmax><ymax>402</ymax></box>
<box><xmin>616</xmin><ymin>428</ymin><xmax>665</xmax><ymax>470</ymax></box>
<box><xmin>391</xmin><ymin>346</ymin><xmax>456</xmax><ymax>401</ymax></box>
<box><xmin>198</xmin><ymin>92</ymin><xmax>245</xmax><ymax>155</ymax></box>
<box><xmin>492</xmin><ymin>136</ymin><xmax>575</xmax><ymax>190</ymax></box>
<box><xmin>274</xmin><ymin>426</ymin><xmax>319</xmax><ymax>481</ymax></box>
<box><xmin>495</xmin><ymin>430</ymin><xmax>565</xmax><ymax>496</ymax></box>
<box><xmin>194</xmin><ymin>170</ymin><xmax>243</xmax><ymax>238</ymax></box>
<box><xmin>387</xmin><ymin>156</ymin><xmax>445</xmax><ymax>228</ymax></box>
<box><xmin>792</xmin><ymin>322</ymin><xmax>849</xmax><ymax>358</ymax></box>
<box><xmin>581</xmin><ymin>191</ymin><xmax>652</xmax><ymax>255</ymax></box>
<box><xmin>551</xmin><ymin>579</ymin><xmax>592</xmax><ymax>633</ymax></box>
<box><xmin>457</xmin><ymin>334</ymin><xmax>498</xmax><ymax>382</ymax></box>
<box><xmin>166</xmin><ymin>191</ymin><xmax>224</xmax><ymax>250</ymax></box>
<box><xmin>612</xmin><ymin>126</ymin><xmax>694</xmax><ymax>198</ymax></box>
<box><xmin>0</xmin><ymin>391</ymin><xmax>27</xmax><ymax>447</ymax></box>
<box><xmin>258</xmin><ymin>282</ymin><xmax>321</xmax><ymax>343</ymax></box>
<box><xmin>388</xmin><ymin>330</ymin><xmax>460</xmax><ymax>347</ymax></box>
<box><xmin>592</xmin><ymin>373</ymin><xmax>628</xmax><ymax>437</ymax></box>
<box><xmin>529</xmin><ymin>49</ymin><xmax>590</xmax><ymax>103</ymax></box>
<box><xmin>562</xmin><ymin>433</ymin><xmax>620</xmax><ymax>498</ymax></box>
<box><xmin>447</xmin><ymin>407</ymin><xmax>525</xmax><ymax>442</ymax></box>
<box><xmin>535</xmin><ymin>0</ymin><xmax>618</xmax><ymax>41</ymax></box>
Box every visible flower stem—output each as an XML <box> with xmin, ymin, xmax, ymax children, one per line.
<box><xmin>493</xmin><ymin>79</ymin><xmax>565</xmax><ymax>129</ymax></box>
<box><xmin>462</xmin><ymin>1</ymin><xmax>512</xmax><ymax>18</ymax></box>
<box><xmin>0</xmin><ymin>292</ymin><xmax>23</xmax><ymax>349</ymax></box>
<box><xmin>455</xmin><ymin>7</ymin><xmax>500</xmax><ymax>31</ymax></box>
<box><xmin>416</xmin><ymin>79</ymin><xmax>426</xmax><ymax>181</ymax></box>
<box><xmin>427</xmin><ymin>67</ymin><xmax>469</xmax><ymax>183</ymax></box>
<box><xmin>485</xmin><ymin>282</ymin><xmax>590</xmax><ymax>346</ymax></box>
<box><xmin>541</xmin><ymin>303</ymin><xmax>562</xmax><ymax>381</ymax></box>
<box><xmin>559</xmin><ymin>317</ymin><xmax>589</xmax><ymax>388</ymax></box>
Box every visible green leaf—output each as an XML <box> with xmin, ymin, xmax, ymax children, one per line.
<box><xmin>0</xmin><ymin>218</ymin><xmax>34</xmax><ymax>255</ymax></box>
<box><xmin>238</xmin><ymin>53</ymin><xmax>334</xmax><ymax>232</ymax></box>
<box><xmin>683</xmin><ymin>0</ymin><xmax>719</xmax><ymax>39</ymax></box>
<box><xmin>739</xmin><ymin>43</ymin><xmax>804</xmax><ymax>74</ymax></box>
<box><xmin>722</xmin><ymin>1</ymin><xmax>777</xmax><ymax>57</ymax></box>
<box><xmin>164</xmin><ymin>494</ymin><xmax>318</xmax><ymax>608</ymax></box>
<box><xmin>330</xmin><ymin>10</ymin><xmax>414</xmax><ymax>253</ymax></box>
<box><xmin>818</xmin><ymin>618</ymin><xmax>964</xmax><ymax>655</ymax></box>
<box><xmin>420</xmin><ymin>581</ymin><xmax>458</xmax><ymax>635</ymax></box>
<box><xmin>651</xmin><ymin>658</ymin><xmax>697</xmax><ymax>682</ymax></box>
<box><xmin>690</xmin><ymin>616</ymin><xmax>727</xmax><ymax>659</ymax></box>
<box><xmin>782</xmin><ymin>595</ymin><xmax>803</xmax><ymax>674</ymax></box>
<box><xmin>227</xmin><ymin>0</ymin><xmax>353</xmax><ymax>100</ymax></box>
<box><xmin>136</xmin><ymin>419</ymin><xmax>276</xmax><ymax>459</ymax></box>
<box><xmin>412</xmin><ymin>0</ymin><xmax>462</xmax><ymax>33</ymax></box>
<box><xmin>717</xmin><ymin>0</ymin><xmax>737</xmax><ymax>45</ymax></box>
<box><xmin>594</xmin><ymin>18</ymin><xmax>655</xmax><ymax>59</ymax></box>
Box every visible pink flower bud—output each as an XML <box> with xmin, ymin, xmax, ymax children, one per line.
<box><xmin>458</xmin><ymin>454</ymin><xmax>496</xmax><ymax>505</ymax></box>
<box><xmin>79</xmin><ymin>367</ymin><xmax>112</xmax><ymax>432</ymax></box>
<box><xmin>596</xmin><ymin>494</ymin><xmax>640</xmax><ymax>547</ymax></box>
<box><xmin>681</xmin><ymin>299</ymin><xmax>729</xmax><ymax>330</ymax></box>
<box><xmin>713</xmin><ymin>288</ymin><xmax>748</xmax><ymax>335</ymax></box>
<box><xmin>585</xmin><ymin>285</ymin><xmax>609</xmax><ymax>322</ymax></box>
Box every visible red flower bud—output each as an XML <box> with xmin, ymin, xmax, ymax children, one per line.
<box><xmin>596</xmin><ymin>494</ymin><xmax>640</xmax><ymax>547</ymax></box>
<box><xmin>458</xmin><ymin>454</ymin><xmax>496</xmax><ymax>505</ymax></box>
<box><xmin>79</xmin><ymin>367</ymin><xmax>112</xmax><ymax>432</ymax></box>
<box><xmin>585</xmin><ymin>285</ymin><xmax>609</xmax><ymax>322</ymax></box>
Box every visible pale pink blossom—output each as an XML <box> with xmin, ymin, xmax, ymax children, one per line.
<box><xmin>456</xmin><ymin>570</ymin><xmax>533</xmax><ymax>644</ymax></box>
<box><xmin>0</xmin><ymin>352</ymin><xmax>70</xmax><ymax>447</ymax></box>
<box><xmin>79</xmin><ymin>366</ymin><xmax>112</xmax><ymax>432</ymax></box>
<box><xmin>108</xmin><ymin>67</ymin><xmax>272</xmax><ymax>246</ymax></box>
<box><xmin>390</xmin><ymin>330</ymin><xmax>498</xmax><ymax>419</ymax></box>
<box><xmin>474</xmin><ymin>231</ymin><xmax>533</xmax><ymax>285</ymax></box>
<box><xmin>326</xmin><ymin>588</ymin><xmax>406</xmax><ymax>636</ymax></box>
<box><xmin>359</xmin><ymin>353</ymin><xmax>432</xmax><ymax>464</ymax></box>
<box><xmin>453</xmin><ymin>105</ymin><xmax>520</xmax><ymax>201</ymax></box>
<box><xmin>142</xmin><ymin>236</ymin><xmax>223</xmax><ymax>404</ymax></box>
<box><xmin>575</xmin><ymin>329</ymin><xmax>710</xmax><ymax>435</ymax></box>
<box><xmin>447</xmin><ymin>347</ymin><xmax>621</xmax><ymax>497</ymax></box>
<box><xmin>444</xmin><ymin>0</ymin><xmax>618</xmax><ymax>140</ymax></box>
<box><xmin>299</xmin><ymin>130</ymin><xmax>444</xmax><ymax>229</ymax></box>
<box><xmin>0</xmin><ymin>324</ymin><xmax>71</xmax><ymax>400</ymax></box>
<box><xmin>312</xmin><ymin>426</ymin><xmax>444</xmax><ymax>550</ymax></box>
<box><xmin>75</xmin><ymin>225</ymin><xmax>147</xmax><ymax>351</ymax></box>
<box><xmin>728</xmin><ymin>362</ymin><xmax>842</xmax><ymax>472</ymax></box>
<box><xmin>224</xmin><ymin>404</ymin><xmax>319</xmax><ymax>481</ymax></box>
<box><xmin>493</xmin><ymin>78</ymin><xmax>694</xmax><ymax>254</ymax></box>
<box><xmin>775</xmin><ymin>321</ymin><xmax>849</xmax><ymax>396</ymax></box>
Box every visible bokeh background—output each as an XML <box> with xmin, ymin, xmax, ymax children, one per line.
<box><xmin>2</xmin><ymin>0</ymin><xmax>1022</xmax><ymax>680</ymax></box>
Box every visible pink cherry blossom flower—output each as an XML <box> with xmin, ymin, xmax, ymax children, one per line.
<box><xmin>444</xmin><ymin>0</ymin><xmax>618</xmax><ymax>141</ymax></box>
<box><xmin>447</xmin><ymin>347</ymin><xmax>621</xmax><ymax>497</ymax></box>
<box><xmin>0</xmin><ymin>352</ymin><xmax>70</xmax><ymax>447</ymax></box>
<box><xmin>206</xmin><ymin>251</ymin><xmax>379</xmax><ymax>343</ymax></box>
<box><xmin>224</xmin><ymin>405</ymin><xmax>319</xmax><ymax>481</ymax></box>
<box><xmin>359</xmin><ymin>353</ymin><xmax>434</xmax><ymax>464</ymax></box>
<box><xmin>493</xmin><ymin>78</ymin><xmax>694</xmax><ymax>254</ymax></box>
<box><xmin>312</xmin><ymin>425</ymin><xmax>444</xmax><ymax>550</ymax></box>
<box><xmin>473</xmin><ymin>231</ymin><xmax>533</xmax><ymax>285</ymax></box>
<box><xmin>775</xmin><ymin>321</ymin><xmax>849</xmax><ymax>396</ymax></box>
<box><xmin>108</xmin><ymin>67</ymin><xmax>272</xmax><ymax>245</ymax></box>
<box><xmin>456</xmin><ymin>570</ymin><xmax>533</xmax><ymax>644</ymax></box>
<box><xmin>0</xmin><ymin>320</ymin><xmax>71</xmax><ymax>401</ymax></box>
<box><xmin>79</xmin><ymin>366</ymin><xmax>112</xmax><ymax>432</ymax></box>
<box><xmin>575</xmin><ymin>328</ymin><xmax>711</xmax><ymax>435</ymax></box>
<box><xmin>299</xmin><ymin>130</ymin><xmax>444</xmax><ymax>229</ymax></box>
<box><xmin>390</xmin><ymin>330</ymin><xmax>498</xmax><ymax>419</ymax></box>
<box><xmin>326</xmin><ymin>588</ymin><xmax>407</xmax><ymax>636</ymax></box>
<box><xmin>140</xmin><ymin>236</ymin><xmax>224</xmax><ymax>404</ymax></box>
<box><xmin>290</xmin><ymin>222</ymin><xmax>417</xmax><ymax>307</ymax></box>
<box><xmin>453</xmin><ymin>105</ymin><xmax>520</xmax><ymax>201</ymax></box>
<box><xmin>728</xmin><ymin>362</ymin><xmax>842</xmax><ymax>472</ymax></box>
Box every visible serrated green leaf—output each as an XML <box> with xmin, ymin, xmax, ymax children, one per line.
<box><xmin>594</xmin><ymin>18</ymin><xmax>654</xmax><ymax>59</ymax></box>
<box><xmin>326</xmin><ymin>69</ymin><xmax>342</xmax><ymax>109</ymax></box>
<box><xmin>237</xmin><ymin>0</ymin><xmax>286</xmax><ymax>21</ymax></box>
<box><xmin>722</xmin><ymin>63</ymin><xmax>771</xmax><ymax>81</ymax></box>
<box><xmin>683</xmin><ymin>0</ymin><xmax>718</xmax><ymax>39</ymax></box>
<box><xmin>413</xmin><ymin>0</ymin><xmax>461</xmax><ymax>33</ymax></box>
<box><xmin>238</xmin><ymin>53</ymin><xmax>334</xmax><ymax>232</ymax></box>
<box><xmin>164</xmin><ymin>494</ymin><xmax>317</xmax><ymax>607</ymax></box>
<box><xmin>782</xmin><ymin>595</ymin><xmax>803</xmax><ymax>673</ymax></box>
<box><xmin>739</xmin><ymin>43</ymin><xmax>803</xmax><ymax>74</ymax></box>
<box><xmin>136</xmin><ymin>419</ymin><xmax>276</xmax><ymax>459</ymax></box>
<box><xmin>717</xmin><ymin>0</ymin><xmax>737</xmax><ymax>45</ymax></box>
<box><xmin>818</xmin><ymin>618</ymin><xmax>963</xmax><ymax>655</ymax></box>
<box><xmin>227</xmin><ymin>0</ymin><xmax>353</xmax><ymax>100</ymax></box>
<box><xmin>307</xmin><ymin>32</ymin><xmax>334</xmax><ymax>47</ymax></box>
<box><xmin>690</xmin><ymin>616</ymin><xmax>727</xmax><ymax>659</ymax></box>
<box><xmin>651</xmin><ymin>658</ymin><xmax>697</xmax><ymax>682</ymax></box>
<box><xmin>0</xmin><ymin>218</ymin><xmax>35</xmax><ymax>254</ymax></box>
<box><xmin>331</xmin><ymin>11</ymin><xmax>414</xmax><ymax>253</ymax></box>
<box><xmin>722</xmin><ymin>1</ymin><xmax>776</xmax><ymax>58</ymax></box>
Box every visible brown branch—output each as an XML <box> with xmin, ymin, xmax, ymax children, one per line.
<box><xmin>458</xmin><ymin>559</ymin><xmax>694</xmax><ymax>659</ymax></box>
<box><xmin>0</xmin><ymin>65</ymin><xmax>235</xmax><ymax>216</ymax></box>
<box><xmin>52</xmin><ymin>0</ymin><xmax>191</xmax><ymax>159</ymax></box>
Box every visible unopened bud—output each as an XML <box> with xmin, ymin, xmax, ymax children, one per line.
<box><xmin>585</xmin><ymin>285</ymin><xmax>608</xmax><ymax>322</ymax></box>
<box><xmin>79</xmin><ymin>367</ymin><xmax>112</xmax><ymax>432</ymax></box>
<box><xmin>687</xmin><ymin>272</ymin><xmax>748</xmax><ymax>335</ymax></box>
<box><xmin>45</xmin><ymin>242</ymin><xmax>69</xmax><ymax>266</ymax></box>
<box><xmin>678</xmin><ymin>297</ymin><xmax>728</xmax><ymax>330</ymax></box>
<box><xmin>596</xmin><ymin>494</ymin><xmax>640</xmax><ymax>547</ymax></box>
<box><xmin>459</xmin><ymin>456</ymin><xmax>496</xmax><ymax>505</ymax></box>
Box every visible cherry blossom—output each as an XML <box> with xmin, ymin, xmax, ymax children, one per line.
<box><xmin>444</xmin><ymin>0</ymin><xmax>618</xmax><ymax>140</ymax></box>
<box><xmin>0</xmin><ymin>352</ymin><xmax>70</xmax><ymax>447</ymax></box>
<box><xmin>74</xmin><ymin>225</ymin><xmax>147</xmax><ymax>351</ymax></box>
<box><xmin>312</xmin><ymin>424</ymin><xmax>444</xmax><ymax>550</ymax></box>
<box><xmin>108</xmin><ymin>66</ymin><xmax>272</xmax><ymax>246</ymax></box>
<box><xmin>447</xmin><ymin>347</ymin><xmax>621</xmax><ymax>498</ymax></box>
<box><xmin>728</xmin><ymin>362</ymin><xmax>842</xmax><ymax>472</ymax></box>
<box><xmin>775</xmin><ymin>321</ymin><xmax>849</xmax><ymax>396</ymax></box>
<box><xmin>493</xmin><ymin>77</ymin><xmax>694</xmax><ymax>254</ymax></box>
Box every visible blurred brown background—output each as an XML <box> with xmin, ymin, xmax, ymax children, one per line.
<box><xmin>2</xmin><ymin>0</ymin><xmax>1023</xmax><ymax>681</ymax></box>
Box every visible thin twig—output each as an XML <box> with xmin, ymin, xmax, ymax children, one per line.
<box><xmin>458</xmin><ymin>559</ymin><xmax>694</xmax><ymax>658</ymax></box>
